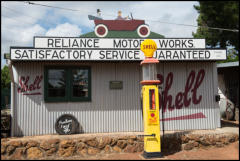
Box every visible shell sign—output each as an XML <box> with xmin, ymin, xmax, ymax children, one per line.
<box><xmin>140</xmin><ymin>39</ymin><xmax>157</xmax><ymax>58</ymax></box>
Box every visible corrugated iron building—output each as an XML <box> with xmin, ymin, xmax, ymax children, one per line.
<box><xmin>10</xmin><ymin>31</ymin><xmax>220</xmax><ymax>136</ymax></box>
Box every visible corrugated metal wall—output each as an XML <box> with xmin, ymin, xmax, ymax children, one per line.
<box><xmin>158</xmin><ymin>62</ymin><xmax>220</xmax><ymax>131</ymax></box>
<box><xmin>11</xmin><ymin>62</ymin><xmax>143</xmax><ymax>136</ymax></box>
<box><xmin>11</xmin><ymin>61</ymin><xmax>220</xmax><ymax>136</ymax></box>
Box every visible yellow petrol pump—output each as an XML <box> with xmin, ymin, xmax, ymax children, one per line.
<box><xmin>140</xmin><ymin>39</ymin><xmax>162</xmax><ymax>158</ymax></box>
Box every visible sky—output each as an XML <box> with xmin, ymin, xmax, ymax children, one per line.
<box><xmin>1</xmin><ymin>1</ymin><xmax>200</xmax><ymax>68</ymax></box>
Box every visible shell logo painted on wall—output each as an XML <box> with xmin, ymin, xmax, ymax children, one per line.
<box><xmin>17</xmin><ymin>75</ymin><xmax>43</xmax><ymax>95</ymax></box>
<box><xmin>157</xmin><ymin>69</ymin><xmax>207</xmax><ymax>121</ymax></box>
<box><xmin>157</xmin><ymin>69</ymin><xmax>205</xmax><ymax>112</ymax></box>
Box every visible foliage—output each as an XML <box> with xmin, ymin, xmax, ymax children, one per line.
<box><xmin>217</xmin><ymin>48</ymin><xmax>239</xmax><ymax>63</ymax></box>
<box><xmin>193</xmin><ymin>1</ymin><xmax>239</xmax><ymax>52</ymax></box>
<box><xmin>1</xmin><ymin>65</ymin><xmax>11</xmax><ymax>89</ymax></box>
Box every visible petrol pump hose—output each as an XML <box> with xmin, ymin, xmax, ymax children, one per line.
<box><xmin>161</xmin><ymin>89</ymin><xmax>165</xmax><ymax>143</ymax></box>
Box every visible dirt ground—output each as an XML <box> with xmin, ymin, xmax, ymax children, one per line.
<box><xmin>43</xmin><ymin>141</ymin><xmax>239</xmax><ymax>160</ymax></box>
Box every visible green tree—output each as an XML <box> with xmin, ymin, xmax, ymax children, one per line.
<box><xmin>218</xmin><ymin>48</ymin><xmax>239</xmax><ymax>63</ymax></box>
<box><xmin>1</xmin><ymin>65</ymin><xmax>11</xmax><ymax>89</ymax></box>
<box><xmin>193</xmin><ymin>1</ymin><xmax>239</xmax><ymax>52</ymax></box>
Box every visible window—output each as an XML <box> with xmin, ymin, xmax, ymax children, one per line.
<box><xmin>44</xmin><ymin>66</ymin><xmax>91</xmax><ymax>102</ymax></box>
<box><xmin>48</xmin><ymin>69</ymin><xmax>66</xmax><ymax>98</ymax></box>
<box><xmin>71</xmin><ymin>69</ymin><xmax>90</xmax><ymax>101</ymax></box>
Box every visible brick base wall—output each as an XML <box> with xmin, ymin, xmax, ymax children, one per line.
<box><xmin>1</xmin><ymin>133</ymin><xmax>239</xmax><ymax>160</ymax></box>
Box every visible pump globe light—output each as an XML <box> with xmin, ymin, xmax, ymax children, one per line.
<box><xmin>140</xmin><ymin>39</ymin><xmax>157</xmax><ymax>58</ymax></box>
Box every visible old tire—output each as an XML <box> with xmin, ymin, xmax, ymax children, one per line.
<box><xmin>95</xmin><ymin>24</ymin><xmax>108</xmax><ymax>37</ymax></box>
<box><xmin>137</xmin><ymin>24</ymin><xmax>150</xmax><ymax>38</ymax></box>
<box><xmin>55</xmin><ymin>114</ymin><xmax>79</xmax><ymax>135</ymax></box>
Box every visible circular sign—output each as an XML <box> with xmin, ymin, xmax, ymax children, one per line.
<box><xmin>55</xmin><ymin>114</ymin><xmax>79</xmax><ymax>135</ymax></box>
<box><xmin>140</xmin><ymin>39</ymin><xmax>157</xmax><ymax>58</ymax></box>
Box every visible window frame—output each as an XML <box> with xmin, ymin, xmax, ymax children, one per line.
<box><xmin>44</xmin><ymin>66</ymin><xmax>91</xmax><ymax>102</ymax></box>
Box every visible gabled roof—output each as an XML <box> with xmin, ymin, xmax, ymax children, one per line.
<box><xmin>79</xmin><ymin>31</ymin><xmax>165</xmax><ymax>38</ymax></box>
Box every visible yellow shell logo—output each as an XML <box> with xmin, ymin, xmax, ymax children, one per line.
<box><xmin>140</xmin><ymin>39</ymin><xmax>157</xmax><ymax>58</ymax></box>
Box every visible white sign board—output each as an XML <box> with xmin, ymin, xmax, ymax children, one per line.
<box><xmin>34</xmin><ymin>37</ymin><xmax>206</xmax><ymax>49</ymax></box>
<box><xmin>10</xmin><ymin>48</ymin><xmax>227</xmax><ymax>61</ymax></box>
<box><xmin>10</xmin><ymin>37</ymin><xmax>226</xmax><ymax>61</ymax></box>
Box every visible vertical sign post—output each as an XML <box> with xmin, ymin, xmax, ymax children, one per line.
<box><xmin>140</xmin><ymin>39</ymin><xmax>162</xmax><ymax>158</ymax></box>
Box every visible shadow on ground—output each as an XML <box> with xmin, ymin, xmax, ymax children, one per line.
<box><xmin>221</xmin><ymin>119</ymin><xmax>239</xmax><ymax>127</ymax></box>
<box><xmin>160</xmin><ymin>130</ymin><xmax>192</xmax><ymax>156</ymax></box>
